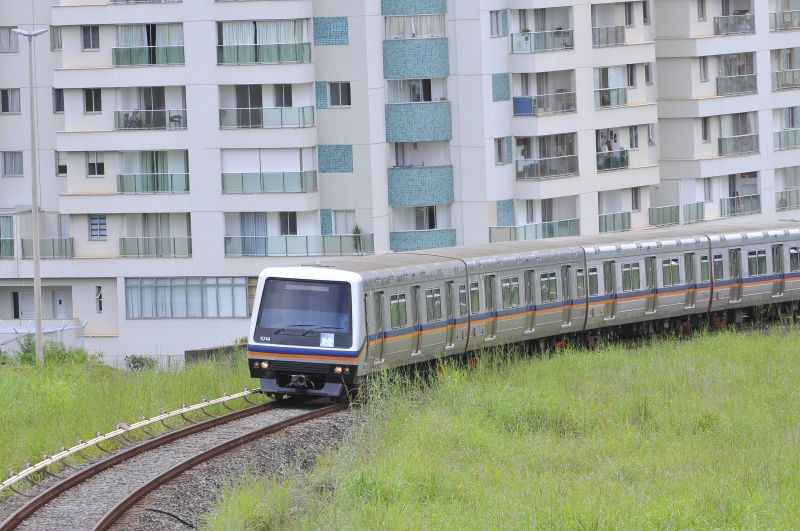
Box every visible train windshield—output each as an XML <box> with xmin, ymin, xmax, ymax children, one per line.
<box><xmin>256</xmin><ymin>278</ymin><xmax>352</xmax><ymax>348</ymax></box>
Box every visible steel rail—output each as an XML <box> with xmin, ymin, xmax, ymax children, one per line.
<box><xmin>94</xmin><ymin>402</ymin><xmax>346</xmax><ymax>531</ymax></box>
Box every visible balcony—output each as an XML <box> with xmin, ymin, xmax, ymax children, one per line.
<box><xmin>385</xmin><ymin>101</ymin><xmax>452</xmax><ymax>143</ymax></box>
<box><xmin>512</xmin><ymin>93</ymin><xmax>576</xmax><ymax>116</ymax></box>
<box><xmin>592</xmin><ymin>26</ymin><xmax>625</xmax><ymax>48</ymax></box>
<box><xmin>21</xmin><ymin>238</ymin><xmax>75</xmax><ymax>259</ymax></box>
<box><xmin>388</xmin><ymin>166</ymin><xmax>453</xmax><ymax>207</ymax></box>
<box><xmin>114</xmin><ymin>109</ymin><xmax>187</xmax><ymax>130</ymax></box>
<box><xmin>216</xmin><ymin>43</ymin><xmax>312</xmax><ymax>65</ymax></box>
<box><xmin>649</xmin><ymin>205</ymin><xmax>680</xmax><ymax>227</ymax></box>
<box><xmin>599</xmin><ymin>211</ymin><xmax>631</xmax><ymax>233</ymax></box>
<box><xmin>596</xmin><ymin>149</ymin><xmax>630</xmax><ymax>171</ymax></box>
<box><xmin>515</xmin><ymin>156</ymin><xmax>578</xmax><ymax>181</ymax></box>
<box><xmin>770</xmin><ymin>11</ymin><xmax>800</xmax><ymax>31</ymax></box>
<box><xmin>720</xmin><ymin>194</ymin><xmax>761</xmax><ymax>217</ymax></box>
<box><xmin>717</xmin><ymin>74</ymin><xmax>757</xmax><ymax>96</ymax></box>
<box><xmin>777</xmin><ymin>189</ymin><xmax>800</xmax><ymax>211</ymax></box>
<box><xmin>390</xmin><ymin>228</ymin><xmax>456</xmax><ymax>252</ymax></box>
<box><xmin>775</xmin><ymin>129</ymin><xmax>800</xmax><ymax>151</ymax></box>
<box><xmin>718</xmin><ymin>134</ymin><xmax>758</xmax><ymax>156</ymax></box>
<box><xmin>489</xmin><ymin>219</ymin><xmax>579</xmax><ymax>243</ymax></box>
<box><xmin>219</xmin><ymin>107</ymin><xmax>315</xmax><ymax>129</ymax></box>
<box><xmin>774</xmin><ymin>69</ymin><xmax>800</xmax><ymax>91</ymax></box>
<box><xmin>683</xmin><ymin>202</ymin><xmax>706</xmax><ymax>224</ymax></box>
<box><xmin>221</xmin><ymin>171</ymin><xmax>317</xmax><ymax>194</ymax></box>
<box><xmin>119</xmin><ymin>237</ymin><xmax>192</xmax><ymax>258</ymax></box>
<box><xmin>1</xmin><ymin>238</ymin><xmax>14</xmax><ymax>258</ymax></box>
<box><xmin>594</xmin><ymin>87</ymin><xmax>627</xmax><ymax>109</ymax></box>
<box><xmin>112</xmin><ymin>46</ymin><xmax>184</xmax><ymax>67</ymax></box>
<box><xmin>224</xmin><ymin>234</ymin><xmax>374</xmax><ymax>257</ymax></box>
<box><xmin>714</xmin><ymin>14</ymin><xmax>755</xmax><ymax>35</ymax></box>
<box><xmin>117</xmin><ymin>173</ymin><xmax>189</xmax><ymax>194</ymax></box>
<box><xmin>510</xmin><ymin>30</ymin><xmax>574</xmax><ymax>54</ymax></box>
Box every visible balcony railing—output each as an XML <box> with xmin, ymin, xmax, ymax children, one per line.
<box><xmin>718</xmin><ymin>133</ymin><xmax>758</xmax><ymax>156</ymax></box>
<box><xmin>596</xmin><ymin>149</ymin><xmax>630</xmax><ymax>171</ymax></box>
<box><xmin>112</xmin><ymin>46</ymin><xmax>184</xmax><ymax>66</ymax></box>
<box><xmin>594</xmin><ymin>87</ymin><xmax>628</xmax><ymax>108</ymax></box>
<box><xmin>683</xmin><ymin>202</ymin><xmax>706</xmax><ymax>224</ymax></box>
<box><xmin>224</xmin><ymin>234</ymin><xmax>374</xmax><ymax>257</ymax></box>
<box><xmin>714</xmin><ymin>14</ymin><xmax>755</xmax><ymax>35</ymax></box>
<box><xmin>117</xmin><ymin>173</ymin><xmax>189</xmax><ymax>194</ymax></box>
<box><xmin>770</xmin><ymin>10</ymin><xmax>800</xmax><ymax>31</ymax></box>
<box><xmin>774</xmin><ymin>69</ymin><xmax>800</xmax><ymax>90</ymax></box>
<box><xmin>510</xmin><ymin>30</ymin><xmax>574</xmax><ymax>53</ymax></box>
<box><xmin>489</xmin><ymin>219</ymin><xmax>579</xmax><ymax>243</ymax></box>
<box><xmin>716</xmin><ymin>74</ymin><xmax>757</xmax><ymax>96</ymax></box>
<box><xmin>1</xmin><ymin>238</ymin><xmax>14</xmax><ymax>258</ymax></box>
<box><xmin>777</xmin><ymin>189</ymin><xmax>800</xmax><ymax>211</ymax></box>
<box><xmin>649</xmin><ymin>205</ymin><xmax>680</xmax><ymax>227</ymax></box>
<box><xmin>221</xmin><ymin>171</ymin><xmax>317</xmax><ymax>194</ymax></box>
<box><xmin>515</xmin><ymin>155</ymin><xmax>578</xmax><ymax>181</ymax></box>
<box><xmin>592</xmin><ymin>26</ymin><xmax>625</xmax><ymax>47</ymax></box>
<box><xmin>599</xmin><ymin>211</ymin><xmax>631</xmax><ymax>233</ymax></box>
<box><xmin>21</xmin><ymin>238</ymin><xmax>74</xmax><ymax>259</ymax></box>
<box><xmin>216</xmin><ymin>43</ymin><xmax>311</xmax><ymax>65</ymax></box>
<box><xmin>119</xmin><ymin>237</ymin><xmax>192</xmax><ymax>258</ymax></box>
<box><xmin>219</xmin><ymin>107</ymin><xmax>315</xmax><ymax>129</ymax></box>
<box><xmin>720</xmin><ymin>194</ymin><xmax>761</xmax><ymax>217</ymax></box>
<box><xmin>114</xmin><ymin>109</ymin><xmax>187</xmax><ymax>130</ymax></box>
<box><xmin>512</xmin><ymin>92</ymin><xmax>576</xmax><ymax>116</ymax></box>
<box><xmin>775</xmin><ymin>129</ymin><xmax>800</xmax><ymax>151</ymax></box>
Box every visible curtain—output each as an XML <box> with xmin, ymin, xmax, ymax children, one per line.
<box><xmin>204</xmin><ymin>279</ymin><xmax>218</xmax><ymax>318</ymax></box>
<box><xmin>0</xmin><ymin>216</ymin><xmax>12</xmax><ymax>238</ymax></box>
<box><xmin>155</xmin><ymin>23</ymin><xmax>183</xmax><ymax>46</ymax></box>
<box><xmin>233</xmin><ymin>279</ymin><xmax>247</xmax><ymax>317</ymax></box>
<box><xmin>386</xmin><ymin>17</ymin><xmax>406</xmax><ymax>39</ymax></box>
<box><xmin>256</xmin><ymin>21</ymin><xmax>279</xmax><ymax>44</ymax></box>
<box><xmin>2</xmin><ymin>152</ymin><xmax>22</xmax><ymax>175</ymax></box>
<box><xmin>4</xmin><ymin>89</ymin><xmax>20</xmax><ymax>113</ymax></box>
<box><xmin>222</xmin><ymin>21</ymin><xmax>254</xmax><ymax>45</ymax></box>
<box><xmin>217</xmin><ymin>278</ymin><xmax>234</xmax><ymax>318</ymax></box>
<box><xmin>187</xmin><ymin>279</ymin><xmax>203</xmax><ymax>317</ymax></box>
<box><xmin>534</xmin><ymin>9</ymin><xmax>546</xmax><ymax>32</ymax></box>
<box><xmin>720</xmin><ymin>113</ymin><xmax>755</xmax><ymax>136</ymax></box>
<box><xmin>171</xmin><ymin>278</ymin><xmax>187</xmax><ymax>318</ymax></box>
<box><xmin>118</xmin><ymin>25</ymin><xmax>147</xmax><ymax>47</ymax></box>
<box><xmin>333</xmin><ymin>210</ymin><xmax>355</xmax><ymax>235</ymax></box>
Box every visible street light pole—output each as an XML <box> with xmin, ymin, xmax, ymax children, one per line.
<box><xmin>13</xmin><ymin>27</ymin><xmax>48</xmax><ymax>366</ymax></box>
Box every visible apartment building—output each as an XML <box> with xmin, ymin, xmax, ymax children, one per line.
<box><xmin>0</xmin><ymin>0</ymin><xmax>797</xmax><ymax>360</ymax></box>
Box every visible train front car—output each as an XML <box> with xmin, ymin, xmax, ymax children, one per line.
<box><xmin>247</xmin><ymin>267</ymin><xmax>364</xmax><ymax>399</ymax></box>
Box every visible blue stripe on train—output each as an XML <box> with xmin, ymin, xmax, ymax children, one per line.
<box><xmin>248</xmin><ymin>344</ymin><xmax>361</xmax><ymax>358</ymax></box>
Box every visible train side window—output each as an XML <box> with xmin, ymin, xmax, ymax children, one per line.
<box><xmin>773</xmin><ymin>245</ymin><xmax>784</xmax><ymax>274</ymax></box>
<box><xmin>729</xmin><ymin>249</ymin><xmax>742</xmax><ymax>280</ymax></box>
<box><xmin>602</xmin><ymin>261</ymin><xmax>616</xmax><ymax>294</ymax></box>
<box><xmin>588</xmin><ymin>267</ymin><xmax>599</xmax><ymax>296</ymax></box>
<box><xmin>425</xmin><ymin>288</ymin><xmax>443</xmax><ymax>321</ymax></box>
<box><xmin>791</xmin><ymin>247</ymin><xmax>800</xmax><ymax>272</ymax></box>
<box><xmin>747</xmin><ymin>250</ymin><xmax>767</xmax><ymax>277</ymax></box>
<box><xmin>458</xmin><ymin>284</ymin><xmax>468</xmax><ymax>315</ymax></box>
<box><xmin>662</xmin><ymin>258</ymin><xmax>680</xmax><ymax>287</ymax></box>
<box><xmin>540</xmin><ymin>272</ymin><xmax>558</xmax><ymax>304</ymax></box>
<box><xmin>389</xmin><ymin>294</ymin><xmax>407</xmax><ymax>329</ymax></box>
<box><xmin>373</xmin><ymin>292</ymin><xmax>385</xmax><ymax>332</ymax></box>
<box><xmin>622</xmin><ymin>262</ymin><xmax>641</xmax><ymax>292</ymax></box>
<box><xmin>524</xmin><ymin>270</ymin><xmax>535</xmax><ymax>305</ymax></box>
<box><xmin>469</xmin><ymin>281</ymin><xmax>480</xmax><ymax>314</ymax></box>
<box><xmin>700</xmin><ymin>256</ymin><xmax>710</xmax><ymax>282</ymax></box>
<box><xmin>684</xmin><ymin>253</ymin><xmax>696</xmax><ymax>284</ymax></box>
<box><xmin>501</xmin><ymin>277</ymin><xmax>520</xmax><ymax>308</ymax></box>
<box><xmin>713</xmin><ymin>254</ymin><xmax>724</xmax><ymax>280</ymax></box>
<box><xmin>576</xmin><ymin>269</ymin><xmax>586</xmax><ymax>299</ymax></box>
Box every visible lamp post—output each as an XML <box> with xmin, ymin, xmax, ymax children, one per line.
<box><xmin>13</xmin><ymin>27</ymin><xmax>48</xmax><ymax>366</ymax></box>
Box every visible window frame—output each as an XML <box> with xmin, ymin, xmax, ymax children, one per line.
<box><xmin>747</xmin><ymin>249</ymin><xmax>768</xmax><ymax>277</ymax></box>
<box><xmin>501</xmin><ymin>277</ymin><xmax>520</xmax><ymax>309</ymax></box>
<box><xmin>53</xmin><ymin>88</ymin><xmax>64</xmax><ymax>114</ymax></box>
<box><xmin>539</xmin><ymin>272</ymin><xmax>558</xmax><ymax>304</ymax></box>
<box><xmin>424</xmin><ymin>288</ymin><xmax>443</xmax><ymax>321</ymax></box>
<box><xmin>389</xmin><ymin>293</ymin><xmax>408</xmax><ymax>329</ymax></box>
<box><xmin>622</xmin><ymin>262</ymin><xmax>641</xmax><ymax>292</ymax></box>
<box><xmin>83</xmin><ymin>88</ymin><xmax>102</xmax><ymax>113</ymax></box>
<box><xmin>662</xmin><ymin>258</ymin><xmax>680</xmax><ymax>287</ymax></box>
<box><xmin>1</xmin><ymin>151</ymin><xmax>23</xmax><ymax>177</ymax></box>
<box><xmin>86</xmin><ymin>151</ymin><xmax>105</xmax><ymax>177</ymax></box>
<box><xmin>329</xmin><ymin>81</ymin><xmax>352</xmax><ymax>107</ymax></box>
<box><xmin>88</xmin><ymin>214</ymin><xmax>107</xmax><ymax>241</ymax></box>
<box><xmin>0</xmin><ymin>27</ymin><xmax>20</xmax><ymax>54</ymax></box>
<box><xmin>81</xmin><ymin>25</ymin><xmax>100</xmax><ymax>51</ymax></box>
<box><xmin>489</xmin><ymin>10</ymin><xmax>509</xmax><ymax>38</ymax></box>
<box><xmin>0</xmin><ymin>88</ymin><xmax>20</xmax><ymax>114</ymax></box>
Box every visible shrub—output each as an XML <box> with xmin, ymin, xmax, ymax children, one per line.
<box><xmin>125</xmin><ymin>355</ymin><xmax>157</xmax><ymax>372</ymax></box>
<box><xmin>16</xmin><ymin>337</ymin><xmax>92</xmax><ymax>366</ymax></box>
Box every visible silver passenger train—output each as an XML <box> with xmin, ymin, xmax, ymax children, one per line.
<box><xmin>248</xmin><ymin>222</ymin><xmax>800</xmax><ymax>398</ymax></box>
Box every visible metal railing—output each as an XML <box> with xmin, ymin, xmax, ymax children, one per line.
<box><xmin>594</xmin><ymin>87</ymin><xmax>628</xmax><ymax>108</ymax></box>
<box><xmin>510</xmin><ymin>29</ymin><xmax>574</xmax><ymax>53</ymax></box>
<box><xmin>599</xmin><ymin>211</ymin><xmax>631</xmax><ymax>233</ymax></box>
<box><xmin>512</xmin><ymin>92</ymin><xmax>576</xmax><ymax>116</ymax></box>
<box><xmin>112</xmin><ymin>46</ymin><xmax>184</xmax><ymax>66</ymax></box>
<box><xmin>770</xmin><ymin>10</ymin><xmax>800</xmax><ymax>31</ymax></box>
<box><xmin>221</xmin><ymin>171</ymin><xmax>317</xmax><ymax>194</ymax></box>
<box><xmin>716</xmin><ymin>74</ymin><xmax>757</xmax><ymax>96</ymax></box>
<box><xmin>489</xmin><ymin>219</ymin><xmax>579</xmax><ymax>243</ymax></box>
<box><xmin>114</xmin><ymin>109</ymin><xmax>187</xmax><ymax>130</ymax></box>
<box><xmin>219</xmin><ymin>106</ymin><xmax>315</xmax><ymax>129</ymax></box>
<box><xmin>718</xmin><ymin>133</ymin><xmax>758</xmax><ymax>156</ymax></box>
<box><xmin>216</xmin><ymin>43</ymin><xmax>311</xmax><ymax>65</ymax></box>
<box><xmin>773</xmin><ymin>69</ymin><xmax>800</xmax><ymax>90</ymax></box>
<box><xmin>515</xmin><ymin>155</ymin><xmax>578</xmax><ymax>180</ymax></box>
<box><xmin>683</xmin><ymin>201</ymin><xmax>706</xmax><ymax>224</ymax></box>
<box><xmin>592</xmin><ymin>26</ymin><xmax>625</xmax><ymax>47</ymax></box>
<box><xmin>1</xmin><ymin>238</ymin><xmax>13</xmax><ymax>258</ymax></box>
<box><xmin>777</xmin><ymin>189</ymin><xmax>800</xmax><ymax>211</ymax></box>
<box><xmin>119</xmin><ymin>237</ymin><xmax>192</xmax><ymax>258</ymax></box>
<box><xmin>224</xmin><ymin>234</ymin><xmax>375</xmax><ymax>257</ymax></box>
<box><xmin>720</xmin><ymin>194</ymin><xmax>761</xmax><ymax>217</ymax></box>
<box><xmin>117</xmin><ymin>173</ymin><xmax>189</xmax><ymax>194</ymax></box>
<box><xmin>596</xmin><ymin>149</ymin><xmax>630</xmax><ymax>171</ymax></box>
<box><xmin>714</xmin><ymin>14</ymin><xmax>755</xmax><ymax>35</ymax></box>
<box><xmin>649</xmin><ymin>205</ymin><xmax>680</xmax><ymax>226</ymax></box>
<box><xmin>21</xmin><ymin>238</ymin><xmax>74</xmax><ymax>259</ymax></box>
<box><xmin>775</xmin><ymin>129</ymin><xmax>800</xmax><ymax>151</ymax></box>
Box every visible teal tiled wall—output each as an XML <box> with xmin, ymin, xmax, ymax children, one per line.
<box><xmin>496</xmin><ymin>200</ymin><xmax>515</xmax><ymax>226</ymax></box>
<box><xmin>318</xmin><ymin>145</ymin><xmax>354</xmax><ymax>173</ymax></box>
<box><xmin>388</xmin><ymin>165</ymin><xmax>454</xmax><ymax>207</ymax></box>
<box><xmin>382</xmin><ymin>0</ymin><xmax>447</xmax><ymax>15</ymax></box>
<box><xmin>383</xmin><ymin>38</ymin><xmax>449</xmax><ymax>80</ymax></box>
<box><xmin>314</xmin><ymin>17</ymin><xmax>349</xmax><ymax>46</ymax></box>
<box><xmin>385</xmin><ymin>101</ymin><xmax>452</xmax><ymax>143</ymax></box>
<box><xmin>492</xmin><ymin>73</ymin><xmax>510</xmax><ymax>102</ymax></box>
<box><xmin>390</xmin><ymin>229</ymin><xmax>457</xmax><ymax>252</ymax></box>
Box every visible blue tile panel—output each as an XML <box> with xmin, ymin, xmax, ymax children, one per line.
<box><xmin>390</xmin><ymin>229</ymin><xmax>457</xmax><ymax>252</ymax></box>
<box><xmin>496</xmin><ymin>199</ymin><xmax>515</xmax><ymax>226</ymax></box>
<box><xmin>385</xmin><ymin>102</ymin><xmax>452</xmax><ymax>143</ymax></box>
<box><xmin>383</xmin><ymin>38</ymin><xmax>449</xmax><ymax>80</ymax></box>
<box><xmin>316</xmin><ymin>82</ymin><xmax>329</xmax><ymax>109</ymax></box>
<box><xmin>318</xmin><ymin>145</ymin><xmax>354</xmax><ymax>173</ymax></box>
<box><xmin>314</xmin><ymin>17</ymin><xmax>349</xmax><ymax>46</ymax></box>
<box><xmin>382</xmin><ymin>0</ymin><xmax>447</xmax><ymax>15</ymax></box>
<box><xmin>492</xmin><ymin>73</ymin><xmax>510</xmax><ymax>102</ymax></box>
<box><xmin>320</xmin><ymin>209</ymin><xmax>333</xmax><ymax>236</ymax></box>
<box><xmin>388</xmin><ymin>165</ymin><xmax>454</xmax><ymax>207</ymax></box>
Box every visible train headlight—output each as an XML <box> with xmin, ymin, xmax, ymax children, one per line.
<box><xmin>334</xmin><ymin>367</ymin><xmax>343</xmax><ymax>374</ymax></box>
<box><xmin>260</xmin><ymin>361</ymin><xmax>269</xmax><ymax>369</ymax></box>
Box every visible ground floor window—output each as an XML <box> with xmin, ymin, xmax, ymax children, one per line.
<box><xmin>125</xmin><ymin>277</ymin><xmax>255</xmax><ymax>319</ymax></box>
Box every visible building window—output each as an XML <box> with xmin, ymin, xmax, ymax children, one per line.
<box><xmin>1</xmin><ymin>151</ymin><xmax>23</xmax><ymax>177</ymax></box>
<box><xmin>385</xmin><ymin>15</ymin><xmax>446</xmax><ymax>40</ymax></box>
<box><xmin>703</xmin><ymin>178</ymin><xmax>713</xmax><ymax>202</ymax></box>
<box><xmin>644</xmin><ymin>63</ymin><xmax>653</xmax><ymax>85</ymax></box>
<box><xmin>329</xmin><ymin>81</ymin><xmax>351</xmax><ymax>107</ymax></box>
<box><xmin>279</xmin><ymin>211</ymin><xmax>297</xmax><ymax>235</ymax></box>
<box><xmin>494</xmin><ymin>136</ymin><xmax>512</xmax><ymax>165</ymax></box>
<box><xmin>643</xmin><ymin>1</ymin><xmax>651</xmax><ymax>25</ymax></box>
<box><xmin>53</xmin><ymin>88</ymin><xmax>64</xmax><ymax>113</ymax></box>
<box><xmin>701</xmin><ymin>117</ymin><xmax>710</xmax><ymax>142</ymax></box>
<box><xmin>490</xmin><ymin>10</ymin><xmax>508</xmax><ymax>38</ymax></box>
<box><xmin>631</xmin><ymin>187</ymin><xmax>641</xmax><ymax>211</ymax></box>
<box><xmin>87</xmin><ymin>152</ymin><xmax>105</xmax><ymax>176</ymax></box>
<box><xmin>83</xmin><ymin>88</ymin><xmax>102</xmax><ymax>113</ymax></box>
<box><xmin>81</xmin><ymin>25</ymin><xmax>100</xmax><ymax>50</ymax></box>
<box><xmin>0</xmin><ymin>89</ymin><xmax>20</xmax><ymax>113</ymax></box>
<box><xmin>414</xmin><ymin>206</ymin><xmax>437</xmax><ymax>230</ymax></box>
<box><xmin>50</xmin><ymin>26</ymin><xmax>62</xmax><ymax>51</ymax></box>
<box><xmin>629</xmin><ymin>125</ymin><xmax>640</xmax><ymax>149</ymax></box>
<box><xmin>699</xmin><ymin>57</ymin><xmax>709</xmax><ymax>82</ymax></box>
<box><xmin>96</xmin><ymin>286</ymin><xmax>104</xmax><ymax>313</ymax></box>
<box><xmin>624</xmin><ymin>3</ymin><xmax>634</xmax><ymax>26</ymax></box>
<box><xmin>332</xmin><ymin>209</ymin><xmax>355</xmax><ymax>235</ymax></box>
<box><xmin>125</xmin><ymin>277</ymin><xmax>249</xmax><ymax>320</ymax></box>
<box><xmin>648</xmin><ymin>124</ymin><xmax>656</xmax><ymax>146</ymax></box>
<box><xmin>697</xmin><ymin>0</ymin><xmax>707</xmax><ymax>21</ymax></box>
<box><xmin>88</xmin><ymin>214</ymin><xmax>107</xmax><ymax>241</ymax></box>
<box><xmin>56</xmin><ymin>151</ymin><xmax>67</xmax><ymax>176</ymax></box>
<box><xmin>627</xmin><ymin>64</ymin><xmax>637</xmax><ymax>87</ymax></box>
<box><xmin>274</xmin><ymin>84</ymin><xmax>292</xmax><ymax>108</ymax></box>
<box><xmin>0</xmin><ymin>27</ymin><xmax>19</xmax><ymax>53</ymax></box>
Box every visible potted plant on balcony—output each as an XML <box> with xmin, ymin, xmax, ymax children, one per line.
<box><xmin>352</xmin><ymin>224</ymin><xmax>363</xmax><ymax>254</ymax></box>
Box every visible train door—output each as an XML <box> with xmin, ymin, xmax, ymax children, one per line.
<box><xmin>410</xmin><ymin>285</ymin><xmax>422</xmax><ymax>354</ymax></box>
<box><xmin>729</xmin><ymin>248</ymin><xmax>743</xmax><ymax>303</ymax></box>
<box><xmin>444</xmin><ymin>281</ymin><xmax>456</xmax><ymax>349</ymax></box>
<box><xmin>772</xmin><ymin>244</ymin><xmax>785</xmax><ymax>297</ymax></box>
<box><xmin>524</xmin><ymin>270</ymin><xmax>536</xmax><ymax>333</ymax></box>
<box><xmin>371</xmin><ymin>292</ymin><xmax>385</xmax><ymax>365</ymax></box>
<box><xmin>684</xmin><ymin>253</ymin><xmax>697</xmax><ymax>309</ymax></box>
<box><xmin>603</xmin><ymin>260</ymin><xmax>617</xmax><ymax>320</ymax></box>
<box><xmin>484</xmin><ymin>275</ymin><xmax>497</xmax><ymax>339</ymax></box>
<box><xmin>561</xmin><ymin>265</ymin><xmax>573</xmax><ymax>326</ymax></box>
<box><xmin>645</xmin><ymin>256</ymin><xmax>657</xmax><ymax>313</ymax></box>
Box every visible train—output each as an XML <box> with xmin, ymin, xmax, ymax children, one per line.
<box><xmin>247</xmin><ymin>222</ymin><xmax>800</xmax><ymax>398</ymax></box>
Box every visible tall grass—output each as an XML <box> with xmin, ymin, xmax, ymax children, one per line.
<box><xmin>204</xmin><ymin>331</ymin><xmax>800</xmax><ymax>530</ymax></box>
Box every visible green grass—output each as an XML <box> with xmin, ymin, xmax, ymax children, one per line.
<box><xmin>0</xmin><ymin>350</ymin><xmax>253</xmax><ymax>483</ymax></box>
<box><xmin>203</xmin><ymin>331</ymin><xmax>800</xmax><ymax>530</ymax></box>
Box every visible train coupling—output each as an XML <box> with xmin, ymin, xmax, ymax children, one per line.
<box><xmin>288</xmin><ymin>374</ymin><xmax>315</xmax><ymax>389</ymax></box>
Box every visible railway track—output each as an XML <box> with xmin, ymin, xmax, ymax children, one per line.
<box><xmin>1</xmin><ymin>397</ymin><xmax>345</xmax><ymax>531</ymax></box>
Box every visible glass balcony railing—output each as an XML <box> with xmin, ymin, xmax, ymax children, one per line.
<box><xmin>512</xmin><ymin>92</ymin><xmax>576</xmax><ymax>116</ymax></box>
<box><xmin>720</xmin><ymin>194</ymin><xmax>761</xmax><ymax>217</ymax></box>
<box><xmin>120</xmin><ymin>237</ymin><xmax>192</xmax><ymax>258</ymax></box>
<box><xmin>112</xmin><ymin>46</ymin><xmax>184</xmax><ymax>66</ymax></box>
<box><xmin>596</xmin><ymin>149</ymin><xmax>630</xmax><ymax>171</ymax></box>
<box><xmin>114</xmin><ymin>109</ymin><xmax>187</xmax><ymax>130</ymax></box>
<box><xmin>216</xmin><ymin>43</ymin><xmax>311</xmax><ymax>65</ymax></box>
<box><xmin>224</xmin><ymin>234</ymin><xmax>374</xmax><ymax>257</ymax></box>
<box><xmin>510</xmin><ymin>30</ymin><xmax>574</xmax><ymax>53</ymax></box>
<box><xmin>714</xmin><ymin>14</ymin><xmax>755</xmax><ymax>35</ymax></box>
<box><xmin>489</xmin><ymin>219</ymin><xmax>579</xmax><ymax>243</ymax></box>
<box><xmin>599</xmin><ymin>211</ymin><xmax>631</xmax><ymax>233</ymax></box>
<box><xmin>1</xmin><ymin>238</ymin><xmax>14</xmax><ymax>258</ymax></box>
<box><xmin>718</xmin><ymin>133</ymin><xmax>758</xmax><ymax>156</ymax></box>
<box><xmin>774</xmin><ymin>69</ymin><xmax>800</xmax><ymax>90</ymax></box>
<box><xmin>117</xmin><ymin>173</ymin><xmax>189</xmax><ymax>194</ymax></box>
<box><xmin>770</xmin><ymin>10</ymin><xmax>800</xmax><ymax>31</ymax></box>
<box><xmin>594</xmin><ymin>87</ymin><xmax>628</xmax><ymax>108</ymax></box>
<box><xmin>683</xmin><ymin>202</ymin><xmax>706</xmax><ymax>224</ymax></box>
<box><xmin>221</xmin><ymin>171</ymin><xmax>317</xmax><ymax>194</ymax></box>
<box><xmin>21</xmin><ymin>238</ymin><xmax>74</xmax><ymax>259</ymax></box>
<box><xmin>592</xmin><ymin>26</ymin><xmax>625</xmax><ymax>47</ymax></box>
<box><xmin>777</xmin><ymin>189</ymin><xmax>800</xmax><ymax>211</ymax></box>
<box><xmin>515</xmin><ymin>155</ymin><xmax>578</xmax><ymax>181</ymax></box>
<box><xmin>716</xmin><ymin>74</ymin><xmax>757</xmax><ymax>96</ymax></box>
<box><xmin>219</xmin><ymin>107</ymin><xmax>315</xmax><ymax>129</ymax></box>
<box><xmin>649</xmin><ymin>205</ymin><xmax>680</xmax><ymax>226</ymax></box>
<box><xmin>775</xmin><ymin>129</ymin><xmax>800</xmax><ymax>151</ymax></box>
